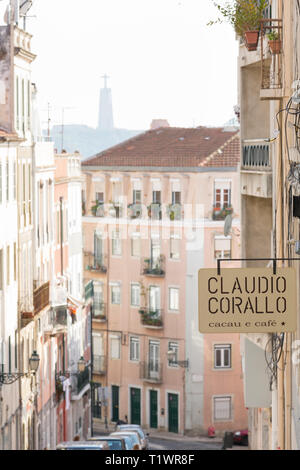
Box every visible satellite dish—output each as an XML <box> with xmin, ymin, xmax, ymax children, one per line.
<box><xmin>224</xmin><ymin>214</ymin><xmax>232</xmax><ymax>237</ymax></box>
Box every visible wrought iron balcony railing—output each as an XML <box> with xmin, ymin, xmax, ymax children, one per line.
<box><xmin>212</xmin><ymin>205</ymin><xmax>233</xmax><ymax>221</ymax></box>
<box><xmin>140</xmin><ymin>361</ymin><xmax>163</xmax><ymax>383</ymax></box>
<box><xmin>166</xmin><ymin>203</ymin><xmax>183</xmax><ymax>221</ymax></box>
<box><xmin>72</xmin><ymin>365</ymin><xmax>90</xmax><ymax>395</ymax></box>
<box><xmin>147</xmin><ymin>202</ymin><xmax>162</xmax><ymax>220</ymax></box>
<box><xmin>84</xmin><ymin>252</ymin><xmax>107</xmax><ymax>273</ymax></box>
<box><xmin>138</xmin><ymin>308</ymin><xmax>163</xmax><ymax>328</ymax></box>
<box><xmin>91</xmin><ymin>201</ymin><xmax>105</xmax><ymax>217</ymax></box>
<box><xmin>142</xmin><ymin>255</ymin><xmax>165</xmax><ymax>277</ymax></box>
<box><xmin>91</xmin><ymin>302</ymin><xmax>106</xmax><ymax>321</ymax></box>
<box><xmin>260</xmin><ymin>19</ymin><xmax>283</xmax><ymax>94</ymax></box>
<box><xmin>128</xmin><ymin>203</ymin><xmax>142</xmax><ymax>219</ymax></box>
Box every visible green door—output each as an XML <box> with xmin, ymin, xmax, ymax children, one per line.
<box><xmin>111</xmin><ymin>385</ymin><xmax>119</xmax><ymax>422</ymax></box>
<box><xmin>130</xmin><ymin>388</ymin><xmax>141</xmax><ymax>425</ymax></box>
<box><xmin>168</xmin><ymin>393</ymin><xmax>178</xmax><ymax>433</ymax></box>
<box><xmin>150</xmin><ymin>390</ymin><xmax>158</xmax><ymax>428</ymax></box>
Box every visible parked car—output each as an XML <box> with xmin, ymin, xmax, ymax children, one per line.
<box><xmin>110</xmin><ymin>431</ymin><xmax>141</xmax><ymax>450</ymax></box>
<box><xmin>233</xmin><ymin>429</ymin><xmax>248</xmax><ymax>446</ymax></box>
<box><xmin>88</xmin><ymin>435</ymin><xmax>128</xmax><ymax>450</ymax></box>
<box><xmin>116</xmin><ymin>425</ymin><xmax>149</xmax><ymax>450</ymax></box>
<box><xmin>56</xmin><ymin>440</ymin><xmax>110</xmax><ymax>450</ymax></box>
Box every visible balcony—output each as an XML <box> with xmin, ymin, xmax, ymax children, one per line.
<box><xmin>84</xmin><ymin>252</ymin><xmax>107</xmax><ymax>274</ymax></box>
<box><xmin>148</xmin><ymin>203</ymin><xmax>162</xmax><ymax>220</ymax></box>
<box><xmin>138</xmin><ymin>308</ymin><xmax>163</xmax><ymax>329</ymax></box>
<box><xmin>241</xmin><ymin>140</ymin><xmax>272</xmax><ymax>198</ymax></box>
<box><xmin>260</xmin><ymin>19</ymin><xmax>283</xmax><ymax>100</ymax></box>
<box><xmin>91</xmin><ymin>302</ymin><xmax>106</xmax><ymax>322</ymax></box>
<box><xmin>212</xmin><ymin>205</ymin><xmax>233</xmax><ymax>221</ymax></box>
<box><xmin>140</xmin><ymin>362</ymin><xmax>163</xmax><ymax>383</ymax></box>
<box><xmin>72</xmin><ymin>366</ymin><xmax>90</xmax><ymax>396</ymax></box>
<box><xmin>166</xmin><ymin>203</ymin><xmax>183</xmax><ymax>221</ymax></box>
<box><xmin>50</xmin><ymin>305</ymin><xmax>68</xmax><ymax>329</ymax></box>
<box><xmin>93</xmin><ymin>355</ymin><xmax>106</xmax><ymax>375</ymax></box>
<box><xmin>33</xmin><ymin>281</ymin><xmax>50</xmax><ymax>315</ymax></box>
<box><xmin>142</xmin><ymin>255</ymin><xmax>165</xmax><ymax>277</ymax></box>
<box><xmin>108</xmin><ymin>202</ymin><xmax>123</xmax><ymax>218</ymax></box>
<box><xmin>91</xmin><ymin>201</ymin><xmax>105</xmax><ymax>217</ymax></box>
<box><xmin>128</xmin><ymin>203</ymin><xmax>142</xmax><ymax>219</ymax></box>
<box><xmin>20</xmin><ymin>294</ymin><xmax>34</xmax><ymax>328</ymax></box>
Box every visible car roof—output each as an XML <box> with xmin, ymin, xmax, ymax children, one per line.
<box><xmin>89</xmin><ymin>436</ymin><xmax>124</xmax><ymax>441</ymax></box>
<box><xmin>111</xmin><ymin>431</ymin><xmax>139</xmax><ymax>439</ymax></box>
<box><xmin>56</xmin><ymin>441</ymin><xmax>108</xmax><ymax>449</ymax></box>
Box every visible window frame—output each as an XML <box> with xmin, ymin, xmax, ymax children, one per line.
<box><xmin>169</xmin><ymin>287</ymin><xmax>179</xmax><ymax>312</ymax></box>
<box><xmin>129</xmin><ymin>336</ymin><xmax>140</xmax><ymax>362</ymax></box>
<box><xmin>213</xmin><ymin>396</ymin><xmax>232</xmax><ymax>422</ymax></box>
<box><xmin>214</xmin><ymin>344</ymin><xmax>232</xmax><ymax>369</ymax></box>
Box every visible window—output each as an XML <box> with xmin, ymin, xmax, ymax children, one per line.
<box><xmin>152</xmin><ymin>191</ymin><xmax>161</xmax><ymax>203</ymax></box>
<box><xmin>96</xmin><ymin>192</ymin><xmax>104</xmax><ymax>203</ymax></box>
<box><xmin>149</xmin><ymin>286</ymin><xmax>160</xmax><ymax>312</ymax></box>
<box><xmin>112</xmin><ymin>231</ymin><xmax>122</xmax><ymax>256</ymax></box>
<box><xmin>170</xmin><ymin>234</ymin><xmax>180</xmax><ymax>260</ymax></box>
<box><xmin>214</xmin><ymin>236</ymin><xmax>231</xmax><ymax>259</ymax></box>
<box><xmin>111</xmin><ymin>284</ymin><xmax>121</xmax><ymax>305</ymax></box>
<box><xmin>214</xmin><ymin>344</ymin><xmax>231</xmax><ymax>369</ymax></box>
<box><xmin>130</xmin><ymin>337</ymin><xmax>140</xmax><ymax>362</ymax></box>
<box><xmin>133</xmin><ymin>190</ymin><xmax>141</xmax><ymax>204</ymax></box>
<box><xmin>213</xmin><ymin>396</ymin><xmax>232</xmax><ymax>421</ymax></box>
<box><xmin>168</xmin><ymin>341</ymin><xmax>179</xmax><ymax>367</ymax></box>
<box><xmin>131</xmin><ymin>235</ymin><xmax>140</xmax><ymax>257</ymax></box>
<box><xmin>172</xmin><ymin>191</ymin><xmax>181</xmax><ymax>204</ymax></box>
<box><xmin>111</xmin><ymin>335</ymin><xmax>121</xmax><ymax>359</ymax></box>
<box><xmin>214</xmin><ymin>180</ymin><xmax>231</xmax><ymax>208</ymax></box>
<box><xmin>169</xmin><ymin>287</ymin><xmax>179</xmax><ymax>311</ymax></box>
<box><xmin>130</xmin><ymin>283</ymin><xmax>140</xmax><ymax>307</ymax></box>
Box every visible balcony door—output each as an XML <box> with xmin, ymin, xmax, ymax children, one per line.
<box><xmin>214</xmin><ymin>180</ymin><xmax>231</xmax><ymax>209</ymax></box>
<box><xmin>149</xmin><ymin>340</ymin><xmax>160</xmax><ymax>379</ymax></box>
<box><xmin>94</xmin><ymin>232</ymin><xmax>103</xmax><ymax>266</ymax></box>
<box><xmin>149</xmin><ymin>286</ymin><xmax>160</xmax><ymax>314</ymax></box>
<box><xmin>150</xmin><ymin>239</ymin><xmax>160</xmax><ymax>270</ymax></box>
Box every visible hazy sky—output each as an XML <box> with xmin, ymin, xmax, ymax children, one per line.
<box><xmin>25</xmin><ymin>0</ymin><xmax>238</xmax><ymax>131</ymax></box>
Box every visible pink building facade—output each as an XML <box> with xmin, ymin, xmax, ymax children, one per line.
<box><xmin>82</xmin><ymin>126</ymin><xmax>248</xmax><ymax>435</ymax></box>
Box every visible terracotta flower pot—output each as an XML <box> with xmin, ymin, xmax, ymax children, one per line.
<box><xmin>268</xmin><ymin>39</ymin><xmax>282</xmax><ymax>54</ymax></box>
<box><xmin>244</xmin><ymin>30</ymin><xmax>259</xmax><ymax>51</ymax></box>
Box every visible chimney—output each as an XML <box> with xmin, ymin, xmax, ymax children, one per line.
<box><xmin>150</xmin><ymin>119</ymin><xmax>170</xmax><ymax>130</ymax></box>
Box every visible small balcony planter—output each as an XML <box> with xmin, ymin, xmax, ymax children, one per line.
<box><xmin>91</xmin><ymin>201</ymin><xmax>105</xmax><ymax>217</ymax></box>
<box><xmin>128</xmin><ymin>203</ymin><xmax>142</xmax><ymax>219</ymax></box>
<box><xmin>267</xmin><ymin>31</ymin><xmax>281</xmax><ymax>54</ymax></box>
<box><xmin>244</xmin><ymin>30</ymin><xmax>259</xmax><ymax>51</ymax></box>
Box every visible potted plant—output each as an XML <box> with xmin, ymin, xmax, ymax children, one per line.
<box><xmin>208</xmin><ymin>0</ymin><xmax>268</xmax><ymax>51</ymax></box>
<box><xmin>267</xmin><ymin>30</ymin><xmax>281</xmax><ymax>54</ymax></box>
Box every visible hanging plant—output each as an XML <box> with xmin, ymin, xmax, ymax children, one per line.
<box><xmin>208</xmin><ymin>0</ymin><xmax>269</xmax><ymax>51</ymax></box>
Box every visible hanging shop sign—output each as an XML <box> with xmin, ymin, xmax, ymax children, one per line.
<box><xmin>198</xmin><ymin>268</ymin><xmax>297</xmax><ymax>333</ymax></box>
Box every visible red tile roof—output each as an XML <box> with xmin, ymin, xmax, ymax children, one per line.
<box><xmin>82</xmin><ymin>127</ymin><xmax>240</xmax><ymax>169</ymax></box>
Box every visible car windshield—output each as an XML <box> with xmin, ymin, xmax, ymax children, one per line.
<box><xmin>107</xmin><ymin>440</ymin><xmax>123</xmax><ymax>450</ymax></box>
